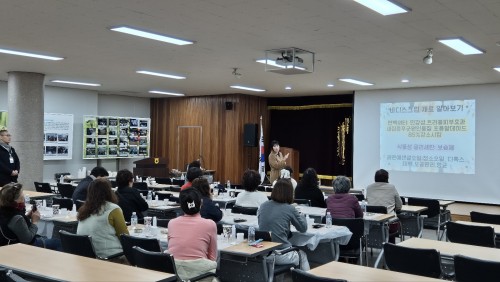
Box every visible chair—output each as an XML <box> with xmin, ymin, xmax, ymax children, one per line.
<box><xmin>470</xmin><ymin>211</ymin><xmax>500</xmax><ymax>225</ymax></box>
<box><xmin>74</xmin><ymin>200</ymin><xmax>85</xmax><ymax>211</ymax></box>
<box><xmin>235</xmin><ymin>227</ymin><xmax>273</xmax><ymax>241</ymax></box>
<box><xmin>400</xmin><ymin>196</ymin><xmax>407</xmax><ymax>205</ymax></box>
<box><xmin>231</xmin><ymin>205</ymin><xmax>258</xmax><ymax>215</ymax></box>
<box><xmin>446</xmin><ymin>221</ymin><xmax>495</xmax><ymax>247</ymax></box>
<box><xmin>119</xmin><ymin>234</ymin><xmax>161</xmax><ymax>266</ymax></box>
<box><xmin>407</xmin><ymin>197</ymin><xmax>449</xmax><ymax>240</ymax></box>
<box><xmin>294</xmin><ymin>199</ymin><xmax>311</xmax><ymax>206</ymax></box>
<box><xmin>257</xmin><ymin>185</ymin><xmax>266</xmax><ymax>192</ymax></box>
<box><xmin>156</xmin><ymin>193</ymin><xmax>171</xmax><ymax>201</ymax></box>
<box><xmin>366</xmin><ymin>205</ymin><xmax>387</xmax><ymax>214</ymax></box>
<box><xmin>33</xmin><ymin>182</ymin><xmax>52</xmax><ymax>193</ymax></box>
<box><xmin>172</xmin><ymin>179</ymin><xmax>185</xmax><ymax>186</ymax></box>
<box><xmin>454</xmin><ymin>255</ymin><xmax>500</xmax><ymax>282</ymax></box>
<box><xmin>57</xmin><ymin>183</ymin><xmax>75</xmax><ymax>198</ymax></box>
<box><xmin>169</xmin><ymin>186</ymin><xmax>181</xmax><ymax>192</ymax></box>
<box><xmin>59</xmin><ymin>230</ymin><xmax>123</xmax><ymax>260</ymax></box>
<box><xmin>156</xmin><ymin>218</ymin><xmax>171</xmax><ymax>228</ymax></box>
<box><xmin>52</xmin><ymin>197</ymin><xmax>73</xmax><ymax>210</ymax></box>
<box><xmin>332</xmin><ymin>218</ymin><xmax>366</xmax><ymax>265</ymax></box>
<box><xmin>132</xmin><ymin>182</ymin><xmax>148</xmax><ymax>190</ymax></box>
<box><xmin>383</xmin><ymin>243</ymin><xmax>446</xmax><ymax>279</ymax></box>
<box><xmin>291</xmin><ymin>268</ymin><xmax>347</xmax><ymax>282</ymax></box>
<box><xmin>0</xmin><ymin>267</ymin><xmax>29</xmax><ymax>282</ymax></box>
<box><xmin>354</xmin><ymin>194</ymin><xmax>365</xmax><ymax>201</ymax></box>
<box><xmin>156</xmin><ymin>177</ymin><xmax>171</xmax><ymax>185</ymax></box>
<box><xmin>132</xmin><ymin>246</ymin><xmax>218</xmax><ymax>281</ymax></box>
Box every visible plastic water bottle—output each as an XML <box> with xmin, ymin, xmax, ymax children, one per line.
<box><xmin>147</xmin><ymin>190</ymin><xmax>152</xmax><ymax>202</ymax></box>
<box><xmin>248</xmin><ymin>226</ymin><xmax>256</xmax><ymax>243</ymax></box>
<box><xmin>361</xmin><ymin>200</ymin><xmax>367</xmax><ymax>213</ymax></box>
<box><xmin>231</xmin><ymin>224</ymin><xmax>236</xmax><ymax>243</ymax></box>
<box><xmin>226</xmin><ymin>180</ymin><xmax>231</xmax><ymax>190</ymax></box>
<box><xmin>72</xmin><ymin>204</ymin><xmax>77</xmax><ymax>214</ymax></box>
<box><xmin>24</xmin><ymin>194</ymin><xmax>30</xmax><ymax>205</ymax></box>
<box><xmin>325</xmin><ymin>211</ymin><xmax>332</xmax><ymax>228</ymax></box>
<box><xmin>131</xmin><ymin>212</ymin><xmax>138</xmax><ymax>228</ymax></box>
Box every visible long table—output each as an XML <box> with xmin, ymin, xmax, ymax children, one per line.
<box><xmin>0</xmin><ymin>243</ymin><xmax>174</xmax><ymax>281</ymax></box>
<box><xmin>309</xmin><ymin>260</ymin><xmax>443</xmax><ymax>281</ymax></box>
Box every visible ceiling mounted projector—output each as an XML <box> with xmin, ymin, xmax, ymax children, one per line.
<box><xmin>260</xmin><ymin>47</ymin><xmax>315</xmax><ymax>75</ymax></box>
<box><xmin>423</xmin><ymin>48</ymin><xmax>433</xmax><ymax>64</ymax></box>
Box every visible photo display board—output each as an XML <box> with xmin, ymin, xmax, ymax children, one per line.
<box><xmin>44</xmin><ymin>113</ymin><xmax>74</xmax><ymax>160</ymax></box>
<box><xmin>83</xmin><ymin>115</ymin><xmax>150</xmax><ymax>159</ymax></box>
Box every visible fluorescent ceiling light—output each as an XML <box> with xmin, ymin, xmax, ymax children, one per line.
<box><xmin>327</xmin><ymin>84</ymin><xmax>335</xmax><ymax>87</ymax></box>
<box><xmin>285</xmin><ymin>86</ymin><xmax>292</xmax><ymax>90</ymax></box>
<box><xmin>353</xmin><ymin>0</ymin><xmax>410</xmax><ymax>16</ymax></box>
<box><xmin>0</xmin><ymin>48</ymin><xmax>63</xmax><ymax>61</ymax></box>
<box><xmin>494</xmin><ymin>67</ymin><xmax>500</xmax><ymax>73</ymax></box>
<box><xmin>136</xmin><ymin>70</ymin><xmax>186</xmax><ymax>79</ymax></box>
<box><xmin>51</xmin><ymin>80</ymin><xmax>101</xmax><ymax>86</ymax></box>
<box><xmin>256</xmin><ymin>59</ymin><xmax>306</xmax><ymax>70</ymax></box>
<box><xmin>110</xmin><ymin>26</ymin><xmax>194</xmax><ymax>45</ymax></box>
<box><xmin>438</xmin><ymin>38</ymin><xmax>484</xmax><ymax>55</ymax></box>
<box><xmin>149</xmin><ymin>90</ymin><xmax>185</xmax><ymax>96</ymax></box>
<box><xmin>339</xmin><ymin>78</ymin><xmax>374</xmax><ymax>86</ymax></box>
<box><xmin>401</xmin><ymin>79</ymin><xmax>410</xmax><ymax>83</ymax></box>
<box><xmin>230</xmin><ymin>85</ymin><xmax>266</xmax><ymax>92</ymax></box>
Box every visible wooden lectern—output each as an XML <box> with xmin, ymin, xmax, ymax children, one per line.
<box><xmin>133</xmin><ymin>157</ymin><xmax>169</xmax><ymax>177</ymax></box>
<box><xmin>281</xmin><ymin>147</ymin><xmax>300</xmax><ymax>180</ymax></box>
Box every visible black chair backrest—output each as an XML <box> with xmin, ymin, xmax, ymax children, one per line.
<box><xmin>156</xmin><ymin>218</ymin><xmax>171</xmax><ymax>228</ymax></box>
<box><xmin>75</xmin><ymin>200</ymin><xmax>85</xmax><ymax>211</ymax></box>
<box><xmin>132</xmin><ymin>246</ymin><xmax>177</xmax><ymax>275</ymax></box>
<box><xmin>470</xmin><ymin>211</ymin><xmax>500</xmax><ymax>225</ymax></box>
<box><xmin>156</xmin><ymin>177</ymin><xmax>171</xmax><ymax>185</ymax></box>
<box><xmin>52</xmin><ymin>197</ymin><xmax>74</xmax><ymax>211</ymax></box>
<box><xmin>231</xmin><ymin>205</ymin><xmax>258</xmax><ymax>215</ymax></box>
<box><xmin>257</xmin><ymin>185</ymin><xmax>266</xmax><ymax>192</ymax></box>
<box><xmin>59</xmin><ymin>230</ymin><xmax>96</xmax><ymax>258</ymax></box>
<box><xmin>156</xmin><ymin>193</ymin><xmax>171</xmax><ymax>201</ymax></box>
<box><xmin>400</xmin><ymin>196</ymin><xmax>407</xmax><ymax>205</ymax></box>
<box><xmin>446</xmin><ymin>221</ymin><xmax>495</xmax><ymax>247</ymax></box>
<box><xmin>454</xmin><ymin>254</ymin><xmax>500</xmax><ymax>282</ymax></box>
<box><xmin>110</xmin><ymin>180</ymin><xmax>117</xmax><ymax>188</ymax></box>
<box><xmin>54</xmin><ymin>172</ymin><xmax>70</xmax><ymax>182</ymax></box>
<box><xmin>332</xmin><ymin>218</ymin><xmax>364</xmax><ymax>251</ymax></box>
<box><xmin>120</xmin><ymin>234</ymin><xmax>161</xmax><ymax>266</ymax></box>
<box><xmin>354</xmin><ymin>194</ymin><xmax>365</xmax><ymax>201</ymax></box>
<box><xmin>132</xmin><ymin>182</ymin><xmax>148</xmax><ymax>190</ymax></box>
<box><xmin>34</xmin><ymin>182</ymin><xmax>52</xmax><ymax>193</ymax></box>
<box><xmin>383</xmin><ymin>243</ymin><xmax>442</xmax><ymax>278</ymax></box>
<box><xmin>57</xmin><ymin>183</ymin><xmax>75</xmax><ymax>198</ymax></box>
<box><xmin>235</xmin><ymin>227</ymin><xmax>272</xmax><ymax>241</ymax></box>
<box><xmin>407</xmin><ymin>198</ymin><xmax>440</xmax><ymax>217</ymax></box>
<box><xmin>172</xmin><ymin>179</ymin><xmax>185</xmax><ymax>186</ymax></box>
<box><xmin>291</xmin><ymin>268</ymin><xmax>348</xmax><ymax>282</ymax></box>
<box><xmin>0</xmin><ymin>267</ymin><xmax>29</xmax><ymax>282</ymax></box>
<box><xmin>169</xmin><ymin>186</ymin><xmax>181</xmax><ymax>192</ymax></box>
<box><xmin>366</xmin><ymin>205</ymin><xmax>387</xmax><ymax>214</ymax></box>
<box><xmin>294</xmin><ymin>199</ymin><xmax>311</xmax><ymax>206</ymax></box>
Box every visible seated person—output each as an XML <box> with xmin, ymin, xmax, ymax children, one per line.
<box><xmin>115</xmin><ymin>169</ymin><xmax>148</xmax><ymax>222</ymax></box>
<box><xmin>272</xmin><ymin>166</ymin><xmax>298</xmax><ymax>190</ymax></box>
<box><xmin>258</xmin><ymin>179</ymin><xmax>310</xmax><ymax>270</ymax></box>
<box><xmin>181</xmin><ymin>167</ymin><xmax>202</xmax><ymax>191</ymax></box>
<box><xmin>366</xmin><ymin>169</ymin><xmax>402</xmax><ymax>243</ymax></box>
<box><xmin>72</xmin><ymin>166</ymin><xmax>109</xmax><ymax>202</ymax></box>
<box><xmin>235</xmin><ymin>170</ymin><xmax>268</xmax><ymax>208</ymax></box>
<box><xmin>191</xmin><ymin>178</ymin><xmax>222</xmax><ymax>223</ymax></box>
<box><xmin>0</xmin><ymin>183</ymin><xmax>61</xmax><ymax>250</ymax></box>
<box><xmin>77</xmin><ymin>179</ymin><xmax>129</xmax><ymax>260</ymax></box>
<box><xmin>294</xmin><ymin>168</ymin><xmax>326</xmax><ymax>208</ymax></box>
<box><xmin>326</xmin><ymin>176</ymin><xmax>363</xmax><ymax>219</ymax></box>
<box><xmin>168</xmin><ymin>188</ymin><xmax>217</xmax><ymax>280</ymax></box>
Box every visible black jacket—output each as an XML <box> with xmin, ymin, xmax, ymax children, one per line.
<box><xmin>72</xmin><ymin>176</ymin><xmax>94</xmax><ymax>202</ymax></box>
<box><xmin>115</xmin><ymin>186</ymin><xmax>149</xmax><ymax>222</ymax></box>
<box><xmin>295</xmin><ymin>183</ymin><xmax>327</xmax><ymax>208</ymax></box>
<box><xmin>0</xmin><ymin>145</ymin><xmax>20</xmax><ymax>186</ymax></box>
<box><xmin>200</xmin><ymin>197</ymin><xmax>223</xmax><ymax>223</ymax></box>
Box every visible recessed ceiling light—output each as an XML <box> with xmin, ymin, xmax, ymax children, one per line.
<box><xmin>110</xmin><ymin>26</ymin><xmax>194</xmax><ymax>45</ymax></box>
<box><xmin>353</xmin><ymin>0</ymin><xmax>410</xmax><ymax>16</ymax></box>
<box><xmin>0</xmin><ymin>48</ymin><xmax>63</xmax><ymax>61</ymax></box>
<box><xmin>149</xmin><ymin>90</ymin><xmax>185</xmax><ymax>96</ymax></box>
<box><xmin>51</xmin><ymin>80</ymin><xmax>101</xmax><ymax>86</ymax></box>
<box><xmin>136</xmin><ymin>70</ymin><xmax>186</xmax><ymax>80</ymax></box>
<box><xmin>255</xmin><ymin>59</ymin><xmax>306</xmax><ymax>70</ymax></box>
<box><xmin>339</xmin><ymin>78</ymin><xmax>374</xmax><ymax>86</ymax></box>
<box><xmin>401</xmin><ymin>79</ymin><xmax>410</xmax><ymax>83</ymax></box>
<box><xmin>494</xmin><ymin>67</ymin><xmax>500</xmax><ymax>73</ymax></box>
<box><xmin>285</xmin><ymin>86</ymin><xmax>292</xmax><ymax>90</ymax></box>
<box><xmin>438</xmin><ymin>38</ymin><xmax>484</xmax><ymax>55</ymax></box>
<box><xmin>230</xmin><ymin>85</ymin><xmax>266</xmax><ymax>92</ymax></box>
<box><xmin>327</xmin><ymin>84</ymin><xmax>335</xmax><ymax>87</ymax></box>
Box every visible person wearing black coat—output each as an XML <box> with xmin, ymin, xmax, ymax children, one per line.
<box><xmin>114</xmin><ymin>169</ymin><xmax>149</xmax><ymax>222</ymax></box>
<box><xmin>294</xmin><ymin>168</ymin><xmax>327</xmax><ymax>208</ymax></box>
<box><xmin>0</xmin><ymin>129</ymin><xmax>20</xmax><ymax>187</ymax></box>
<box><xmin>191</xmin><ymin>178</ymin><xmax>223</xmax><ymax>223</ymax></box>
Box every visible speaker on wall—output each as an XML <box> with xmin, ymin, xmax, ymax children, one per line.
<box><xmin>244</xmin><ymin>123</ymin><xmax>258</xmax><ymax>147</ymax></box>
<box><xmin>225</xmin><ymin>102</ymin><xmax>233</xmax><ymax>110</ymax></box>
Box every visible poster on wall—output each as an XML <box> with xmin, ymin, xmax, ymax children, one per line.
<box><xmin>44</xmin><ymin>113</ymin><xmax>74</xmax><ymax>160</ymax></box>
<box><xmin>83</xmin><ymin>115</ymin><xmax>150</xmax><ymax>159</ymax></box>
<box><xmin>0</xmin><ymin>111</ymin><xmax>7</xmax><ymax>129</ymax></box>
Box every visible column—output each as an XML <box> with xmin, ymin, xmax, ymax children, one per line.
<box><xmin>7</xmin><ymin>72</ymin><xmax>45</xmax><ymax>190</ymax></box>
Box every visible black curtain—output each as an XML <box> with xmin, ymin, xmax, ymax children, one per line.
<box><xmin>268</xmin><ymin>94</ymin><xmax>353</xmax><ymax>177</ymax></box>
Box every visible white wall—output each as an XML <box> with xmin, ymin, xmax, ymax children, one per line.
<box><xmin>0</xmin><ymin>81</ymin><xmax>150</xmax><ymax>183</ymax></box>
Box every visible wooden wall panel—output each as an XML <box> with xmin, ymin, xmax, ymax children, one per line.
<box><xmin>150</xmin><ymin>94</ymin><xmax>269</xmax><ymax>184</ymax></box>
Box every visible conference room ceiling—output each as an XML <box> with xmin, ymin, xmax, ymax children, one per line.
<box><xmin>0</xmin><ymin>0</ymin><xmax>499</xmax><ymax>98</ymax></box>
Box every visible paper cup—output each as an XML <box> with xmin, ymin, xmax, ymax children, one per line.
<box><xmin>52</xmin><ymin>204</ymin><xmax>60</xmax><ymax>215</ymax></box>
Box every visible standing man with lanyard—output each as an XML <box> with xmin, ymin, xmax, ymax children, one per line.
<box><xmin>0</xmin><ymin>128</ymin><xmax>20</xmax><ymax>186</ymax></box>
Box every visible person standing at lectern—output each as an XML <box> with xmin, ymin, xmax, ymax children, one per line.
<box><xmin>268</xmin><ymin>140</ymin><xmax>289</xmax><ymax>184</ymax></box>
<box><xmin>0</xmin><ymin>129</ymin><xmax>20</xmax><ymax>187</ymax></box>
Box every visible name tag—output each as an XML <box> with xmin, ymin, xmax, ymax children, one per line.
<box><xmin>9</xmin><ymin>156</ymin><xmax>14</xmax><ymax>163</ymax></box>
